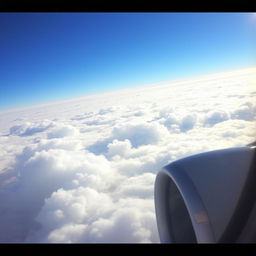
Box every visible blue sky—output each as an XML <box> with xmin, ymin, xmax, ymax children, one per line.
<box><xmin>0</xmin><ymin>12</ymin><xmax>255</xmax><ymax>110</ymax></box>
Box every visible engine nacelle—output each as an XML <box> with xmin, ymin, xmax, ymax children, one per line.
<box><xmin>154</xmin><ymin>146</ymin><xmax>256</xmax><ymax>243</ymax></box>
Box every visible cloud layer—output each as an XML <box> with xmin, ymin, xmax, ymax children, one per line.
<box><xmin>0</xmin><ymin>67</ymin><xmax>255</xmax><ymax>243</ymax></box>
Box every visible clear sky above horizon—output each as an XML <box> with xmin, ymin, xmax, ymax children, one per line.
<box><xmin>0</xmin><ymin>12</ymin><xmax>255</xmax><ymax>110</ymax></box>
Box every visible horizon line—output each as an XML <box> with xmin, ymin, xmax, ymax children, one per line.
<box><xmin>1</xmin><ymin>65</ymin><xmax>255</xmax><ymax>114</ymax></box>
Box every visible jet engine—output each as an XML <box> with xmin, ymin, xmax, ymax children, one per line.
<box><xmin>154</xmin><ymin>144</ymin><xmax>256</xmax><ymax>243</ymax></box>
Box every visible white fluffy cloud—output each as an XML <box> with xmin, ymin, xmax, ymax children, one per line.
<box><xmin>112</xmin><ymin>122</ymin><xmax>169</xmax><ymax>148</ymax></box>
<box><xmin>47</xmin><ymin>123</ymin><xmax>80</xmax><ymax>139</ymax></box>
<box><xmin>0</xmin><ymin>67</ymin><xmax>255</xmax><ymax>243</ymax></box>
<box><xmin>9</xmin><ymin>120</ymin><xmax>53</xmax><ymax>136</ymax></box>
<box><xmin>204</xmin><ymin>110</ymin><xmax>230</xmax><ymax>127</ymax></box>
<box><xmin>107</xmin><ymin>139</ymin><xmax>132</xmax><ymax>158</ymax></box>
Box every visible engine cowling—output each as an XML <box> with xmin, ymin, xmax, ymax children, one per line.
<box><xmin>154</xmin><ymin>145</ymin><xmax>256</xmax><ymax>243</ymax></box>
